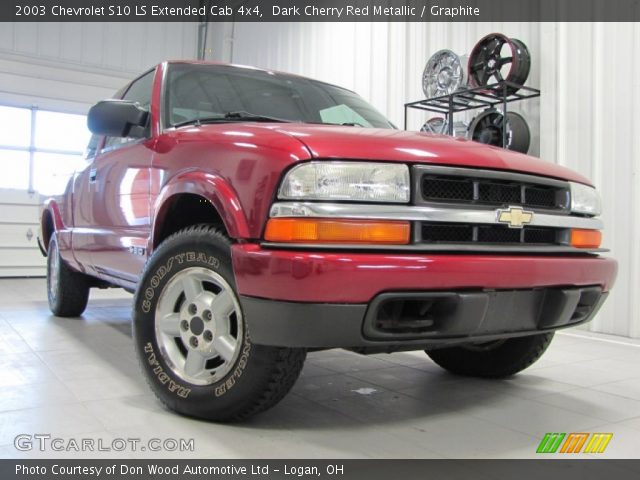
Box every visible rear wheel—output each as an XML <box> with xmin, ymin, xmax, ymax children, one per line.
<box><xmin>133</xmin><ymin>225</ymin><xmax>306</xmax><ymax>422</ymax></box>
<box><xmin>47</xmin><ymin>233</ymin><xmax>90</xmax><ymax>317</ymax></box>
<box><xmin>425</xmin><ymin>333</ymin><xmax>554</xmax><ymax>378</ymax></box>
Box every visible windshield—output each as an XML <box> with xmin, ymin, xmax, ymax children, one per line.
<box><xmin>164</xmin><ymin>63</ymin><xmax>394</xmax><ymax>129</ymax></box>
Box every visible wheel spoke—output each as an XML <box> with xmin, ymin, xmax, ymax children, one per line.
<box><xmin>213</xmin><ymin>335</ymin><xmax>237</xmax><ymax>362</ymax></box>
<box><xmin>158</xmin><ymin>313</ymin><xmax>181</xmax><ymax>336</ymax></box>
<box><xmin>211</xmin><ymin>290</ymin><xmax>235</xmax><ymax>320</ymax></box>
<box><xmin>184</xmin><ymin>350</ymin><xmax>207</xmax><ymax>377</ymax></box>
<box><xmin>182</xmin><ymin>276</ymin><xmax>203</xmax><ymax>302</ymax></box>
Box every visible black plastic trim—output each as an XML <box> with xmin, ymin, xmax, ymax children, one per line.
<box><xmin>240</xmin><ymin>288</ymin><xmax>607</xmax><ymax>349</ymax></box>
<box><xmin>260</xmin><ymin>241</ymin><xmax>605</xmax><ymax>254</ymax></box>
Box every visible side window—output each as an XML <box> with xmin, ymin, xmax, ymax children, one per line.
<box><xmin>103</xmin><ymin>69</ymin><xmax>155</xmax><ymax>150</ymax></box>
<box><xmin>85</xmin><ymin>134</ymin><xmax>100</xmax><ymax>159</ymax></box>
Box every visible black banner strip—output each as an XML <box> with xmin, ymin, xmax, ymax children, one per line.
<box><xmin>2</xmin><ymin>459</ymin><xmax>640</xmax><ymax>480</ymax></box>
<box><xmin>2</xmin><ymin>0</ymin><xmax>640</xmax><ymax>22</ymax></box>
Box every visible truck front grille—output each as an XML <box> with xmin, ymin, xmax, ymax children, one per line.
<box><xmin>420</xmin><ymin>223</ymin><xmax>560</xmax><ymax>245</ymax></box>
<box><xmin>418</xmin><ymin>170</ymin><xmax>570</xmax><ymax>211</ymax></box>
<box><xmin>412</xmin><ymin>166</ymin><xmax>573</xmax><ymax>248</ymax></box>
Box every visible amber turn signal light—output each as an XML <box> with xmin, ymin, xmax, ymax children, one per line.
<box><xmin>570</xmin><ymin>229</ymin><xmax>602</xmax><ymax>249</ymax></box>
<box><xmin>264</xmin><ymin>218</ymin><xmax>411</xmax><ymax>244</ymax></box>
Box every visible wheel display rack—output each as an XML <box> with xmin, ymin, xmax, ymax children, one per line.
<box><xmin>404</xmin><ymin>81</ymin><xmax>540</xmax><ymax>149</ymax></box>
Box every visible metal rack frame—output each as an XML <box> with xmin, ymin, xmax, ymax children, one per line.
<box><xmin>404</xmin><ymin>81</ymin><xmax>540</xmax><ymax>148</ymax></box>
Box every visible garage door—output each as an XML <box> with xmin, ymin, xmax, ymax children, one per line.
<box><xmin>0</xmin><ymin>189</ymin><xmax>45</xmax><ymax>277</ymax></box>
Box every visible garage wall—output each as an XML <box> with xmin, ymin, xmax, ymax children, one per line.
<box><xmin>0</xmin><ymin>190</ymin><xmax>43</xmax><ymax>277</ymax></box>
<box><xmin>213</xmin><ymin>21</ymin><xmax>638</xmax><ymax>338</ymax></box>
<box><xmin>539</xmin><ymin>23</ymin><xmax>640</xmax><ymax>338</ymax></box>
<box><xmin>0</xmin><ymin>22</ymin><xmax>199</xmax><ymax>277</ymax></box>
<box><xmin>0</xmin><ymin>22</ymin><xmax>199</xmax><ymax>113</ymax></box>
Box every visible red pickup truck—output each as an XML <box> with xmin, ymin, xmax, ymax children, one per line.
<box><xmin>40</xmin><ymin>61</ymin><xmax>616</xmax><ymax>421</ymax></box>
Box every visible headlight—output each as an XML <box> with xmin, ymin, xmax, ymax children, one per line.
<box><xmin>278</xmin><ymin>161</ymin><xmax>410</xmax><ymax>203</ymax></box>
<box><xmin>570</xmin><ymin>182</ymin><xmax>601</xmax><ymax>216</ymax></box>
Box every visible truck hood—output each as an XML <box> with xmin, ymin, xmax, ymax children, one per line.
<box><xmin>269</xmin><ymin>124</ymin><xmax>592</xmax><ymax>185</ymax></box>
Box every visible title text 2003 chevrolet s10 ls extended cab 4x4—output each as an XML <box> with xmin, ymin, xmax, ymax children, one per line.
<box><xmin>38</xmin><ymin>61</ymin><xmax>617</xmax><ymax>421</ymax></box>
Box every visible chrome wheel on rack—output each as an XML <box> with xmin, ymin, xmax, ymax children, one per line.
<box><xmin>421</xmin><ymin>117</ymin><xmax>468</xmax><ymax>138</ymax></box>
<box><xmin>422</xmin><ymin>50</ymin><xmax>468</xmax><ymax>99</ymax></box>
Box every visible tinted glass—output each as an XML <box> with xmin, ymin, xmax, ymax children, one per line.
<box><xmin>123</xmin><ymin>69</ymin><xmax>154</xmax><ymax>108</ymax></box>
<box><xmin>104</xmin><ymin>69</ymin><xmax>154</xmax><ymax>149</ymax></box>
<box><xmin>165</xmin><ymin>64</ymin><xmax>393</xmax><ymax>129</ymax></box>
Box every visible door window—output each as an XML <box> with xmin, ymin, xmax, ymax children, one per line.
<box><xmin>104</xmin><ymin>69</ymin><xmax>155</xmax><ymax>150</ymax></box>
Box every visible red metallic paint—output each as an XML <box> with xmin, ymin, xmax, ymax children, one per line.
<box><xmin>270</xmin><ymin>124</ymin><xmax>594</xmax><ymax>186</ymax></box>
<box><xmin>39</xmin><ymin>61</ymin><xmax>613</xmax><ymax>295</ymax></box>
<box><xmin>148</xmin><ymin>123</ymin><xmax>312</xmax><ymax>245</ymax></box>
<box><xmin>42</xmin><ymin>198</ymin><xmax>65</xmax><ymax>233</ymax></box>
<box><xmin>232</xmin><ymin>245</ymin><xmax>618</xmax><ymax>303</ymax></box>
<box><xmin>150</xmin><ymin>170</ymin><xmax>251</xmax><ymax>246</ymax></box>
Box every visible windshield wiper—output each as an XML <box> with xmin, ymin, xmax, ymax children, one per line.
<box><xmin>223</xmin><ymin>111</ymin><xmax>292</xmax><ymax>123</ymax></box>
<box><xmin>172</xmin><ymin>111</ymin><xmax>292</xmax><ymax>128</ymax></box>
<box><xmin>308</xmin><ymin>121</ymin><xmax>366</xmax><ymax>128</ymax></box>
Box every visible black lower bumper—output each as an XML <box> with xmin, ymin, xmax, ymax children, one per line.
<box><xmin>240</xmin><ymin>286</ymin><xmax>607</xmax><ymax>349</ymax></box>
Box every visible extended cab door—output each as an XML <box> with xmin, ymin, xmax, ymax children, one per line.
<box><xmin>75</xmin><ymin>69</ymin><xmax>156</xmax><ymax>286</ymax></box>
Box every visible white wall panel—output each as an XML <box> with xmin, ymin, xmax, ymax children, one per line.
<box><xmin>0</xmin><ymin>190</ymin><xmax>44</xmax><ymax>277</ymax></box>
<box><xmin>0</xmin><ymin>22</ymin><xmax>198</xmax><ymax>113</ymax></box>
<box><xmin>222</xmin><ymin>21</ymin><xmax>636</xmax><ymax>338</ymax></box>
<box><xmin>541</xmin><ymin>23</ymin><xmax>640</xmax><ymax>338</ymax></box>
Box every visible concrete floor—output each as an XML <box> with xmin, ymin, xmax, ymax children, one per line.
<box><xmin>0</xmin><ymin>278</ymin><xmax>640</xmax><ymax>459</ymax></box>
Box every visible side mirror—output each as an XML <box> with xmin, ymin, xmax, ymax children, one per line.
<box><xmin>87</xmin><ymin>100</ymin><xmax>149</xmax><ymax>138</ymax></box>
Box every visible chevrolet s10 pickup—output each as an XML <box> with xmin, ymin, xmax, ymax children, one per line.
<box><xmin>39</xmin><ymin>61</ymin><xmax>617</xmax><ymax>421</ymax></box>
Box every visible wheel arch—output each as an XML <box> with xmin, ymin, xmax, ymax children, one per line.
<box><xmin>150</xmin><ymin>171</ymin><xmax>250</xmax><ymax>252</ymax></box>
<box><xmin>39</xmin><ymin>200</ymin><xmax>65</xmax><ymax>254</ymax></box>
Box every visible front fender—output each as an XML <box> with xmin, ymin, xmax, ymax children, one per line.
<box><xmin>39</xmin><ymin>198</ymin><xmax>65</xmax><ymax>253</ymax></box>
<box><xmin>151</xmin><ymin>170</ymin><xmax>250</xmax><ymax>250</ymax></box>
<box><xmin>42</xmin><ymin>198</ymin><xmax>65</xmax><ymax>232</ymax></box>
<box><xmin>40</xmin><ymin>198</ymin><xmax>77</xmax><ymax>266</ymax></box>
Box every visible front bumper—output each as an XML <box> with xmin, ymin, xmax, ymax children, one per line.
<box><xmin>231</xmin><ymin>245</ymin><xmax>617</xmax><ymax>348</ymax></box>
<box><xmin>240</xmin><ymin>288</ymin><xmax>607</xmax><ymax>348</ymax></box>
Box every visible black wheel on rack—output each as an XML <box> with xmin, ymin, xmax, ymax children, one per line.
<box><xmin>505</xmin><ymin>111</ymin><xmax>531</xmax><ymax>154</ymax></box>
<box><xmin>468</xmin><ymin>34</ymin><xmax>531</xmax><ymax>95</ymax></box>
<box><xmin>467</xmin><ymin>108</ymin><xmax>530</xmax><ymax>154</ymax></box>
<box><xmin>468</xmin><ymin>109</ymin><xmax>504</xmax><ymax>147</ymax></box>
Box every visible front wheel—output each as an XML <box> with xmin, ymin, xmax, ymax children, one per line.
<box><xmin>425</xmin><ymin>333</ymin><xmax>554</xmax><ymax>378</ymax></box>
<box><xmin>133</xmin><ymin>225</ymin><xmax>306</xmax><ymax>422</ymax></box>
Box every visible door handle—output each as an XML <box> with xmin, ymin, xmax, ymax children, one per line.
<box><xmin>89</xmin><ymin>168</ymin><xmax>97</xmax><ymax>183</ymax></box>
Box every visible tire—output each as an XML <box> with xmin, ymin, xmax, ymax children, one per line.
<box><xmin>425</xmin><ymin>333</ymin><xmax>554</xmax><ymax>378</ymax></box>
<box><xmin>132</xmin><ymin>225</ymin><xmax>306</xmax><ymax>422</ymax></box>
<box><xmin>47</xmin><ymin>233</ymin><xmax>90</xmax><ymax>317</ymax></box>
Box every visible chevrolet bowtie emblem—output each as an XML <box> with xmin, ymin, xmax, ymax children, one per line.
<box><xmin>496</xmin><ymin>206</ymin><xmax>534</xmax><ymax>228</ymax></box>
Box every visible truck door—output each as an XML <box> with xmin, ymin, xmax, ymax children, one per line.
<box><xmin>81</xmin><ymin>69</ymin><xmax>156</xmax><ymax>286</ymax></box>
